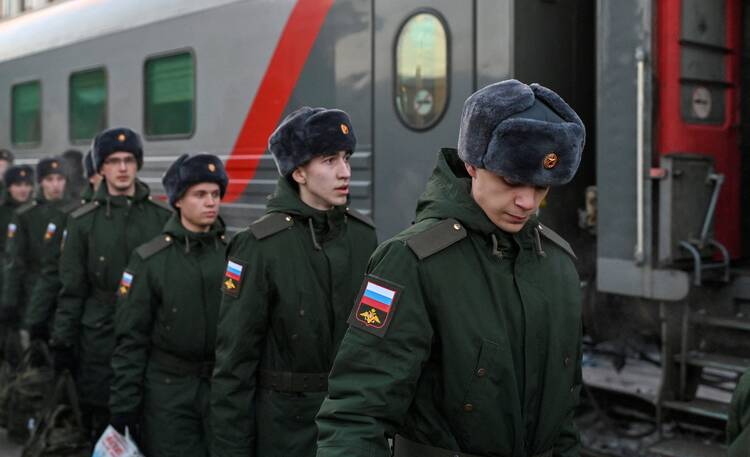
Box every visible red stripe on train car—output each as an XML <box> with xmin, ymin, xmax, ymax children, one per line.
<box><xmin>223</xmin><ymin>0</ymin><xmax>334</xmax><ymax>203</ymax></box>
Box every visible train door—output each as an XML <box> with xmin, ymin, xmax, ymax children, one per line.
<box><xmin>372</xmin><ymin>1</ymin><xmax>474</xmax><ymax>238</ymax></box>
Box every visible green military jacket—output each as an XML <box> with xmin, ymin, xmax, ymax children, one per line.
<box><xmin>211</xmin><ymin>177</ymin><xmax>378</xmax><ymax>457</ymax></box>
<box><xmin>3</xmin><ymin>196</ymin><xmax>78</xmax><ymax>323</ymax></box>
<box><xmin>24</xmin><ymin>190</ymin><xmax>94</xmax><ymax>332</ymax></box>
<box><xmin>110</xmin><ymin>215</ymin><xmax>227</xmax><ymax>414</ymax></box>
<box><xmin>728</xmin><ymin>369</ymin><xmax>750</xmax><ymax>456</ymax></box>
<box><xmin>0</xmin><ymin>192</ymin><xmax>24</xmax><ymax>307</ymax></box>
<box><xmin>316</xmin><ymin>148</ymin><xmax>582</xmax><ymax>457</ymax></box>
<box><xmin>51</xmin><ymin>180</ymin><xmax>171</xmax><ymax>406</ymax></box>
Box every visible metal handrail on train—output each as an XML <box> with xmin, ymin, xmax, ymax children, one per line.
<box><xmin>634</xmin><ymin>47</ymin><xmax>646</xmax><ymax>265</ymax></box>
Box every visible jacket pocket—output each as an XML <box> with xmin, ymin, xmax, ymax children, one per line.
<box><xmin>454</xmin><ymin>339</ymin><xmax>516</xmax><ymax>454</ymax></box>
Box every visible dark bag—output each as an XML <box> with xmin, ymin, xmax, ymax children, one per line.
<box><xmin>7</xmin><ymin>341</ymin><xmax>55</xmax><ymax>444</ymax></box>
<box><xmin>22</xmin><ymin>371</ymin><xmax>90</xmax><ymax>457</ymax></box>
<box><xmin>0</xmin><ymin>329</ymin><xmax>23</xmax><ymax>426</ymax></box>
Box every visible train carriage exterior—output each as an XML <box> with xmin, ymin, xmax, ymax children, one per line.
<box><xmin>1</xmin><ymin>0</ymin><xmax>749</xmax><ymax>455</ymax></box>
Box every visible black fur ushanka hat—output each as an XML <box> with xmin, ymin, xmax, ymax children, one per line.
<box><xmin>4</xmin><ymin>165</ymin><xmax>33</xmax><ymax>187</ymax></box>
<box><xmin>268</xmin><ymin>106</ymin><xmax>357</xmax><ymax>176</ymax></box>
<box><xmin>36</xmin><ymin>157</ymin><xmax>65</xmax><ymax>182</ymax></box>
<box><xmin>92</xmin><ymin>127</ymin><xmax>144</xmax><ymax>171</ymax></box>
<box><xmin>162</xmin><ymin>153</ymin><xmax>228</xmax><ymax>208</ymax></box>
<box><xmin>457</xmin><ymin>79</ymin><xmax>585</xmax><ymax>186</ymax></box>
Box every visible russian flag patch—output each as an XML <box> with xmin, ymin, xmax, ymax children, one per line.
<box><xmin>44</xmin><ymin>222</ymin><xmax>57</xmax><ymax>240</ymax></box>
<box><xmin>222</xmin><ymin>258</ymin><xmax>245</xmax><ymax>297</ymax></box>
<box><xmin>348</xmin><ymin>276</ymin><xmax>403</xmax><ymax>337</ymax></box>
<box><xmin>118</xmin><ymin>271</ymin><xmax>134</xmax><ymax>297</ymax></box>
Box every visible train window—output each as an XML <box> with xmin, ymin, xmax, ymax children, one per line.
<box><xmin>69</xmin><ymin>68</ymin><xmax>107</xmax><ymax>143</ymax></box>
<box><xmin>144</xmin><ymin>51</ymin><xmax>194</xmax><ymax>138</ymax></box>
<box><xmin>394</xmin><ymin>12</ymin><xmax>449</xmax><ymax>130</ymax></box>
<box><xmin>11</xmin><ymin>80</ymin><xmax>41</xmax><ymax>146</ymax></box>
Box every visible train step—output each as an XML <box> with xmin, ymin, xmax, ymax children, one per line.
<box><xmin>691</xmin><ymin>314</ymin><xmax>750</xmax><ymax>332</ymax></box>
<box><xmin>661</xmin><ymin>398</ymin><xmax>729</xmax><ymax>421</ymax></box>
<box><xmin>649</xmin><ymin>439</ymin><xmax>726</xmax><ymax>457</ymax></box>
<box><xmin>675</xmin><ymin>351</ymin><xmax>750</xmax><ymax>373</ymax></box>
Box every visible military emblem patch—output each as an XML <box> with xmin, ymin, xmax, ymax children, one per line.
<box><xmin>340</xmin><ymin>123</ymin><xmax>349</xmax><ymax>135</ymax></box>
<box><xmin>347</xmin><ymin>276</ymin><xmax>403</xmax><ymax>338</ymax></box>
<box><xmin>43</xmin><ymin>222</ymin><xmax>57</xmax><ymax>240</ymax></box>
<box><xmin>118</xmin><ymin>271</ymin><xmax>134</xmax><ymax>297</ymax></box>
<box><xmin>6</xmin><ymin>223</ymin><xmax>16</xmax><ymax>239</ymax></box>
<box><xmin>222</xmin><ymin>258</ymin><xmax>245</xmax><ymax>297</ymax></box>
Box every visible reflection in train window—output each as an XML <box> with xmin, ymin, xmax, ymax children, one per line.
<box><xmin>11</xmin><ymin>80</ymin><xmax>41</xmax><ymax>146</ymax></box>
<box><xmin>144</xmin><ymin>51</ymin><xmax>194</xmax><ymax>138</ymax></box>
<box><xmin>395</xmin><ymin>12</ymin><xmax>449</xmax><ymax>130</ymax></box>
<box><xmin>69</xmin><ymin>68</ymin><xmax>107</xmax><ymax>143</ymax></box>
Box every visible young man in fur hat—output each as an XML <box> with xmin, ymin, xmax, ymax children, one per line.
<box><xmin>211</xmin><ymin>107</ymin><xmax>378</xmax><ymax>457</ymax></box>
<box><xmin>2</xmin><ymin>157</ymin><xmax>75</xmax><ymax>338</ymax></box>
<box><xmin>51</xmin><ymin>127</ymin><xmax>172</xmax><ymax>441</ymax></box>
<box><xmin>110</xmin><ymin>154</ymin><xmax>228</xmax><ymax>457</ymax></box>
<box><xmin>0</xmin><ymin>165</ymin><xmax>33</xmax><ymax>359</ymax></box>
<box><xmin>0</xmin><ymin>149</ymin><xmax>15</xmax><ymax>198</ymax></box>
<box><xmin>316</xmin><ymin>80</ymin><xmax>585</xmax><ymax>457</ymax></box>
<box><xmin>24</xmin><ymin>151</ymin><xmax>102</xmax><ymax>345</ymax></box>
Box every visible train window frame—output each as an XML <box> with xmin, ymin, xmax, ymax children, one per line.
<box><xmin>10</xmin><ymin>79</ymin><xmax>42</xmax><ymax>147</ymax></box>
<box><xmin>68</xmin><ymin>66</ymin><xmax>108</xmax><ymax>145</ymax></box>
<box><xmin>392</xmin><ymin>9</ymin><xmax>451</xmax><ymax>132</ymax></box>
<box><xmin>142</xmin><ymin>48</ymin><xmax>196</xmax><ymax>141</ymax></box>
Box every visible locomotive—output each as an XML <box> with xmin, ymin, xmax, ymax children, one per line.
<box><xmin>0</xmin><ymin>0</ymin><xmax>747</xmax><ymax>454</ymax></box>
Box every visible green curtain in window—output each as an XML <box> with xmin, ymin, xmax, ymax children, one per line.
<box><xmin>12</xmin><ymin>81</ymin><xmax>41</xmax><ymax>145</ymax></box>
<box><xmin>145</xmin><ymin>53</ymin><xmax>194</xmax><ymax>136</ymax></box>
<box><xmin>70</xmin><ymin>69</ymin><xmax>107</xmax><ymax>142</ymax></box>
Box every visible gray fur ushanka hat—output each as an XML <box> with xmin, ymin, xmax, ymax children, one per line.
<box><xmin>457</xmin><ymin>79</ymin><xmax>585</xmax><ymax>186</ymax></box>
<box><xmin>268</xmin><ymin>106</ymin><xmax>356</xmax><ymax>176</ymax></box>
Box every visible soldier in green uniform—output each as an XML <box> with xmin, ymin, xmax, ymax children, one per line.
<box><xmin>24</xmin><ymin>151</ymin><xmax>102</xmax><ymax>343</ymax></box>
<box><xmin>211</xmin><ymin>107</ymin><xmax>378</xmax><ymax>457</ymax></box>
<box><xmin>0</xmin><ymin>149</ymin><xmax>16</xmax><ymax>199</ymax></box>
<box><xmin>50</xmin><ymin>127</ymin><xmax>172</xmax><ymax>441</ymax></box>
<box><xmin>728</xmin><ymin>369</ymin><xmax>750</xmax><ymax>456</ymax></box>
<box><xmin>82</xmin><ymin>150</ymin><xmax>103</xmax><ymax>203</ymax></box>
<box><xmin>316</xmin><ymin>80</ymin><xmax>586</xmax><ymax>457</ymax></box>
<box><xmin>2</xmin><ymin>157</ymin><xmax>74</xmax><ymax>338</ymax></box>
<box><xmin>0</xmin><ymin>165</ymin><xmax>33</xmax><ymax>358</ymax></box>
<box><xmin>110</xmin><ymin>154</ymin><xmax>228</xmax><ymax>456</ymax></box>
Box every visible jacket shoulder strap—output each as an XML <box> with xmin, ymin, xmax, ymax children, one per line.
<box><xmin>71</xmin><ymin>201</ymin><xmax>99</xmax><ymax>219</ymax></box>
<box><xmin>537</xmin><ymin>223</ymin><xmax>576</xmax><ymax>259</ymax></box>
<box><xmin>346</xmin><ymin>207</ymin><xmax>375</xmax><ymax>228</ymax></box>
<box><xmin>135</xmin><ymin>234</ymin><xmax>173</xmax><ymax>260</ymax></box>
<box><xmin>248</xmin><ymin>212</ymin><xmax>295</xmax><ymax>240</ymax></box>
<box><xmin>405</xmin><ymin>218</ymin><xmax>467</xmax><ymax>260</ymax></box>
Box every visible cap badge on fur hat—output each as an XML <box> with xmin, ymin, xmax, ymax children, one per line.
<box><xmin>340</xmin><ymin>123</ymin><xmax>349</xmax><ymax>135</ymax></box>
<box><xmin>51</xmin><ymin>161</ymin><xmax>59</xmax><ymax>169</ymax></box>
<box><xmin>19</xmin><ymin>170</ymin><xmax>26</xmax><ymax>177</ymax></box>
<box><xmin>208</xmin><ymin>163</ymin><xmax>216</xmax><ymax>172</ymax></box>
<box><xmin>118</xmin><ymin>133</ymin><xmax>126</xmax><ymax>142</ymax></box>
<box><xmin>543</xmin><ymin>153</ymin><xmax>558</xmax><ymax>169</ymax></box>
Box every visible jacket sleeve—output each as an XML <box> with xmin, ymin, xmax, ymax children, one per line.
<box><xmin>728</xmin><ymin>370</ymin><xmax>750</xmax><ymax>455</ymax></box>
<box><xmin>110</xmin><ymin>255</ymin><xmax>151</xmax><ymax>415</ymax></box>
<box><xmin>211</xmin><ymin>233</ymin><xmax>271</xmax><ymax>457</ymax></box>
<box><xmin>24</xmin><ymin>219</ymin><xmax>65</xmax><ymax>330</ymax></box>
<box><xmin>51</xmin><ymin>217</ymin><xmax>89</xmax><ymax>347</ymax></box>
<box><xmin>2</xmin><ymin>212</ymin><xmax>27</xmax><ymax>316</ymax></box>
<box><xmin>553</xmin><ymin>326</ymin><xmax>583</xmax><ymax>457</ymax></box>
<box><xmin>316</xmin><ymin>241</ymin><xmax>434</xmax><ymax>457</ymax></box>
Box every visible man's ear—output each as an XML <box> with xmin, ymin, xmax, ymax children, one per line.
<box><xmin>464</xmin><ymin>162</ymin><xmax>477</xmax><ymax>178</ymax></box>
<box><xmin>291</xmin><ymin>167</ymin><xmax>307</xmax><ymax>185</ymax></box>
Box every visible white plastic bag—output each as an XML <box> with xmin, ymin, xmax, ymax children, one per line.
<box><xmin>92</xmin><ymin>425</ymin><xmax>144</xmax><ymax>457</ymax></box>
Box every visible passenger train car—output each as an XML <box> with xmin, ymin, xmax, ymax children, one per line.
<box><xmin>0</xmin><ymin>0</ymin><xmax>748</xmax><ymax>455</ymax></box>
